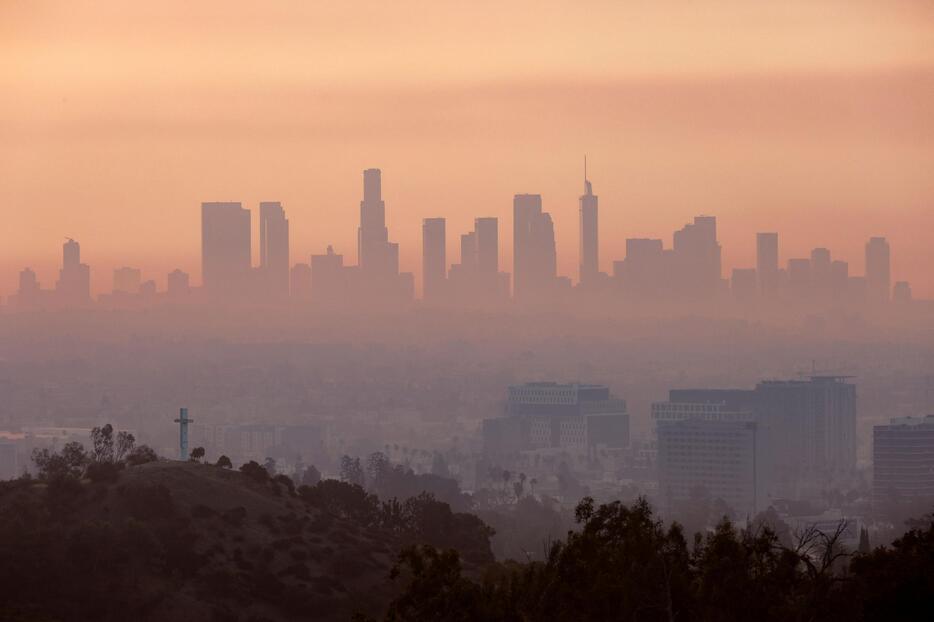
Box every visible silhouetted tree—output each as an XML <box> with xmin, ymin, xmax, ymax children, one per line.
<box><xmin>367</xmin><ymin>452</ymin><xmax>392</xmax><ymax>486</ymax></box>
<box><xmin>300</xmin><ymin>479</ymin><xmax>379</xmax><ymax>524</ymax></box>
<box><xmin>340</xmin><ymin>455</ymin><xmax>365</xmax><ymax>487</ymax></box>
<box><xmin>32</xmin><ymin>442</ymin><xmax>87</xmax><ymax>480</ymax></box>
<box><xmin>190</xmin><ymin>446</ymin><xmax>206</xmax><ymax>462</ymax></box>
<box><xmin>114</xmin><ymin>430</ymin><xmax>136</xmax><ymax>462</ymax></box>
<box><xmin>240</xmin><ymin>460</ymin><xmax>270</xmax><ymax>483</ymax></box>
<box><xmin>849</xmin><ymin>513</ymin><xmax>934</xmax><ymax>620</ymax></box>
<box><xmin>215</xmin><ymin>454</ymin><xmax>233</xmax><ymax>469</ymax></box>
<box><xmin>90</xmin><ymin>424</ymin><xmax>115</xmax><ymax>463</ymax></box>
<box><xmin>274</xmin><ymin>473</ymin><xmax>295</xmax><ymax>495</ymax></box>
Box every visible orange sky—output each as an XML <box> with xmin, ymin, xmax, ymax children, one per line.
<box><xmin>2</xmin><ymin>1</ymin><xmax>933</xmax><ymax>297</ymax></box>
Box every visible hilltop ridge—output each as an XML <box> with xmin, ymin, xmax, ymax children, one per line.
<box><xmin>0</xmin><ymin>460</ymin><xmax>404</xmax><ymax>622</ymax></box>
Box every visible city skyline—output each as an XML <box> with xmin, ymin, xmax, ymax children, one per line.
<box><xmin>1</xmin><ymin>165</ymin><xmax>917</xmax><ymax>303</ymax></box>
<box><xmin>3</xmin><ymin>165</ymin><xmax>922</xmax><ymax>306</ymax></box>
<box><xmin>2</xmin><ymin>2</ymin><xmax>932</xmax><ymax>297</ymax></box>
<box><xmin>3</xmin><ymin>161</ymin><xmax>930</xmax><ymax>299</ymax></box>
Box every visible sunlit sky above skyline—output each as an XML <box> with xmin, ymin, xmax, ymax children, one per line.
<box><xmin>2</xmin><ymin>1</ymin><xmax>933</xmax><ymax>296</ymax></box>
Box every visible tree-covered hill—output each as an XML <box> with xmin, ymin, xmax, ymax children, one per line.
<box><xmin>0</xmin><ymin>454</ymin><xmax>490</xmax><ymax>622</ymax></box>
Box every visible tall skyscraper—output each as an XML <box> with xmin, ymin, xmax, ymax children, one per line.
<box><xmin>756</xmin><ymin>232</ymin><xmax>779</xmax><ymax>296</ymax></box>
<box><xmin>259</xmin><ymin>202</ymin><xmax>290</xmax><ymax>298</ymax></box>
<box><xmin>474</xmin><ymin>217</ymin><xmax>499</xmax><ymax>276</ymax></box>
<box><xmin>831</xmin><ymin>260</ymin><xmax>849</xmax><ymax>300</ymax></box>
<box><xmin>673</xmin><ymin>216</ymin><xmax>721</xmax><ymax>298</ymax></box>
<box><xmin>357</xmin><ymin>168</ymin><xmax>397</xmax><ymax>276</ymax></box>
<box><xmin>422</xmin><ymin>218</ymin><xmax>446</xmax><ymax>301</ymax></box>
<box><xmin>810</xmin><ymin>247</ymin><xmax>832</xmax><ymax>296</ymax></box>
<box><xmin>579</xmin><ymin>159</ymin><xmax>599</xmax><ymax>285</ymax></box>
<box><xmin>460</xmin><ymin>231</ymin><xmax>477</xmax><ymax>268</ymax></box>
<box><xmin>618</xmin><ymin>238</ymin><xmax>666</xmax><ymax>298</ymax></box>
<box><xmin>353</xmin><ymin>168</ymin><xmax>412</xmax><ymax>303</ymax></box>
<box><xmin>865</xmin><ymin>236</ymin><xmax>891</xmax><ymax>302</ymax></box>
<box><xmin>513</xmin><ymin>194</ymin><xmax>557</xmax><ymax>301</ymax></box>
<box><xmin>56</xmin><ymin>238</ymin><xmax>91</xmax><ymax>305</ymax></box>
<box><xmin>201</xmin><ymin>202</ymin><xmax>251</xmax><ymax>300</ymax></box>
<box><xmin>446</xmin><ymin>217</ymin><xmax>506</xmax><ymax>306</ymax></box>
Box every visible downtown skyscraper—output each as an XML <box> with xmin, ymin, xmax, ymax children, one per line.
<box><xmin>673</xmin><ymin>215</ymin><xmax>721</xmax><ymax>298</ymax></box>
<box><xmin>259</xmin><ymin>201</ymin><xmax>290</xmax><ymax>299</ymax></box>
<box><xmin>865</xmin><ymin>236</ymin><xmax>891</xmax><ymax>302</ymax></box>
<box><xmin>756</xmin><ymin>232</ymin><xmax>779</xmax><ymax>297</ymax></box>
<box><xmin>352</xmin><ymin>168</ymin><xmax>413</xmax><ymax>302</ymax></box>
<box><xmin>513</xmin><ymin>194</ymin><xmax>557</xmax><ymax>302</ymax></box>
<box><xmin>474</xmin><ymin>217</ymin><xmax>499</xmax><ymax>277</ymax></box>
<box><xmin>579</xmin><ymin>161</ymin><xmax>599</xmax><ymax>286</ymax></box>
<box><xmin>357</xmin><ymin>168</ymin><xmax>399</xmax><ymax>279</ymax></box>
<box><xmin>444</xmin><ymin>216</ymin><xmax>507</xmax><ymax>306</ymax></box>
<box><xmin>56</xmin><ymin>237</ymin><xmax>91</xmax><ymax>305</ymax></box>
<box><xmin>422</xmin><ymin>217</ymin><xmax>446</xmax><ymax>301</ymax></box>
<box><xmin>201</xmin><ymin>202</ymin><xmax>251</xmax><ymax>300</ymax></box>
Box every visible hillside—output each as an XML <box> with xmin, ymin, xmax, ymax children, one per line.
<box><xmin>0</xmin><ymin>460</ymin><xmax>407</xmax><ymax>622</ymax></box>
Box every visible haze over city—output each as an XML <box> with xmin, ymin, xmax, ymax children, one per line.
<box><xmin>1</xmin><ymin>3</ymin><xmax>933</xmax><ymax>622</ymax></box>
<box><xmin>2</xmin><ymin>1</ymin><xmax>933</xmax><ymax>297</ymax></box>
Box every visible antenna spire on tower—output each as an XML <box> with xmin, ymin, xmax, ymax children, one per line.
<box><xmin>583</xmin><ymin>155</ymin><xmax>593</xmax><ymax>196</ymax></box>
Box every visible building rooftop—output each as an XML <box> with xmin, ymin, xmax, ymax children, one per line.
<box><xmin>882</xmin><ymin>414</ymin><xmax>934</xmax><ymax>427</ymax></box>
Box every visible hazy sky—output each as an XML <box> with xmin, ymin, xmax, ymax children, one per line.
<box><xmin>2</xmin><ymin>1</ymin><xmax>933</xmax><ymax>296</ymax></box>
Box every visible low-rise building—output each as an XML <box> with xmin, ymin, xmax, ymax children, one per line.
<box><xmin>483</xmin><ymin>382</ymin><xmax>628</xmax><ymax>459</ymax></box>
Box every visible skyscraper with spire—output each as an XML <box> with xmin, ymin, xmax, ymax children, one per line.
<box><xmin>579</xmin><ymin>157</ymin><xmax>599</xmax><ymax>285</ymax></box>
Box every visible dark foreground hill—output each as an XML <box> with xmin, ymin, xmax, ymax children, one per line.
<box><xmin>0</xmin><ymin>460</ymin><xmax>412</xmax><ymax>622</ymax></box>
